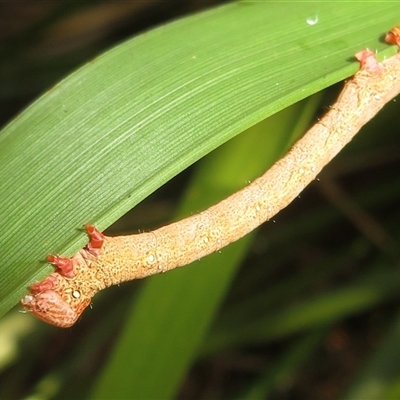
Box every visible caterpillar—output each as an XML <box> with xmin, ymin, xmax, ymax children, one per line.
<box><xmin>21</xmin><ymin>29</ymin><xmax>400</xmax><ymax>327</ymax></box>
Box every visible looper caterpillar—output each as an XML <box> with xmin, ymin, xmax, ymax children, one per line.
<box><xmin>21</xmin><ymin>29</ymin><xmax>400</xmax><ymax>327</ymax></box>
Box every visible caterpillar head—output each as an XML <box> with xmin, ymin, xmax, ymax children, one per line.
<box><xmin>21</xmin><ymin>274</ymin><xmax>91</xmax><ymax>328</ymax></box>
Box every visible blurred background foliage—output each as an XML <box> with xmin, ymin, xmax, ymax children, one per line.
<box><xmin>0</xmin><ymin>1</ymin><xmax>400</xmax><ymax>399</ymax></box>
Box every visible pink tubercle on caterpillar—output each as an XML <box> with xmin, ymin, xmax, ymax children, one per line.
<box><xmin>21</xmin><ymin>225</ymin><xmax>102</xmax><ymax>327</ymax></box>
<box><xmin>354</xmin><ymin>49</ymin><xmax>381</xmax><ymax>74</ymax></box>
<box><xmin>21</xmin><ymin>28</ymin><xmax>400</xmax><ymax>328</ymax></box>
<box><xmin>385</xmin><ymin>26</ymin><xmax>400</xmax><ymax>47</ymax></box>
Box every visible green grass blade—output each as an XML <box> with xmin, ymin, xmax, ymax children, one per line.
<box><xmin>202</xmin><ymin>266</ymin><xmax>400</xmax><ymax>356</ymax></box>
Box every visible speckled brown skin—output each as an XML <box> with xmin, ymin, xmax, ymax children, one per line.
<box><xmin>21</xmin><ymin>245</ymin><xmax>100</xmax><ymax>327</ymax></box>
<box><xmin>21</xmin><ymin>35</ymin><xmax>400</xmax><ymax>328</ymax></box>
